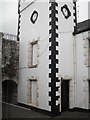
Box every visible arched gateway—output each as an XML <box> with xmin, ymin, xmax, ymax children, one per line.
<box><xmin>2</xmin><ymin>80</ymin><xmax>17</xmax><ymax>104</ymax></box>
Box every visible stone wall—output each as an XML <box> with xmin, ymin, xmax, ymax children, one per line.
<box><xmin>0</xmin><ymin>32</ymin><xmax>2</xmax><ymax>119</ymax></box>
<box><xmin>0</xmin><ymin>33</ymin><xmax>2</xmax><ymax>92</ymax></box>
<box><xmin>1</xmin><ymin>33</ymin><xmax>19</xmax><ymax>104</ymax></box>
<box><xmin>2</xmin><ymin>34</ymin><xmax>19</xmax><ymax>83</ymax></box>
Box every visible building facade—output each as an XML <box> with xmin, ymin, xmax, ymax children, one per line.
<box><xmin>74</xmin><ymin>20</ymin><xmax>90</xmax><ymax>110</ymax></box>
<box><xmin>18</xmin><ymin>0</ymin><xmax>90</xmax><ymax>116</ymax></box>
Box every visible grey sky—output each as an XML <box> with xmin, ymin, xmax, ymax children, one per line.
<box><xmin>0</xmin><ymin>0</ymin><xmax>18</xmax><ymax>35</ymax></box>
<box><xmin>0</xmin><ymin>0</ymin><xmax>90</xmax><ymax>35</ymax></box>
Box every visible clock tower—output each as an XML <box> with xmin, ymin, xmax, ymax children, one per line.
<box><xmin>18</xmin><ymin>0</ymin><xmax>77</xmax><ymax>116</ymax></box>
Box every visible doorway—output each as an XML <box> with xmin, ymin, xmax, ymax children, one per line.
<box><xmin>89</xmin><ymin>81</ymin><xmax>90</xmax><ymax>109</ymax></box>
<box><xmin>2</xmin><ymin>80</ymin><xmax>17</xmax><ymax>104</ymax></box>
<box><xmin>61</xmin><ymin>79</ymin><xmax>69</xmax><ymax>112</ymax></box>
<box><xmin>28</xmin><ymin>79</ymin><xmax>37</xmax><ymax>106</ymax></box>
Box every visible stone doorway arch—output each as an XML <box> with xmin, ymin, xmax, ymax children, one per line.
<box><xmin>2</xmin><ymin>80</ymin><xmax>17</xmax><ymax>104</ymax></box>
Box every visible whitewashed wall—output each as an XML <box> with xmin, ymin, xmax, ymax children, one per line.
<box><xmin>58</xmin><ymin>1</ymin><xmax>75</xmax><ymax>109</ymax></box>
<box><xmin>18</xmin><ymin>1</ymin><xmax>50</xmax><ymax>111</ymax></box>
<box><xmin>75</xmin><ymin>32</ymin><xmax>89</xmax><ymax>109</ymax></box>
<box><xmin>18</xmin><ymin>0</ymin><xmax>77</xmax><ymax>112</ymax></box>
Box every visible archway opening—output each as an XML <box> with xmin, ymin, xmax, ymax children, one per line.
<box><xmin>2</xmin><ymin>80</ymin><xmax>17</xmax><ymax>104</ymax></box>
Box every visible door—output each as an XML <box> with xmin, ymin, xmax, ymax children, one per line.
<box><xmin>61</xmin><ymin>79</ymin><xmax>69</xmax><ymax>112</ymax></box>
<box><xmin>89</xmin><ymin>81</ymin><xmax>90</xmax><ymax>109</ymax></box>
<box><xmin>29</xmin><ymin>80</ymin><xmax>37</xmax><ymax>106</ymax></box>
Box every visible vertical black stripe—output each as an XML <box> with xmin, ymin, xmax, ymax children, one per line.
<box><xmin>73</xmin><ymin>1</ymin><xmax>77</xmax><ymax>32</ymax></box>
<box><xmin>49</xmin><ymin>0</ymin><xmax>60</xmax><ymax>116</ymax></box>
<box><xmin>17</xmin><ymin>0</ymin><xmax>21</xmax><ymax>41</ymax></box>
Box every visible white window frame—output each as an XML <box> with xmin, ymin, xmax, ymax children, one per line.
<box><xmin>28</xmin><ymin>40</ymin><xmax>38</xmax><ymax>68</ymax></box>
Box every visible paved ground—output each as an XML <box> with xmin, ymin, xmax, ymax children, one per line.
<box><xmin>2</xmin><ymin>102</ymin><xmax>90</xmax><ymax>118</ymax></box>
<box><xmin>30</xmin><ymin>110</ymin><xmax>90</xmax><ymax>118</ymax></box>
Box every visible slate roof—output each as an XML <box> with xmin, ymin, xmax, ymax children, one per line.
<box><xmin>74</xmin><ymin>19</ymin><xmax>90</xmax><ymax>35</ymax></box>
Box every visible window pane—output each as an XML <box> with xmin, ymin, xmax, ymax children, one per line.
<box><xmin>32</xmin><ymin>43</ymin><xmax>38</xmax><ymax>66</ymax></box>
<box><xmin>32</xmin><ymin>81</ymin><xmax>37</xmax><ymax>105</ymax></box>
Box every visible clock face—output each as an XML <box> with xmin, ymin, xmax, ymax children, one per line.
<box><xmin>61</xmin><ymin>4</ymin><xmax>71</xmax><ymax>19</ymax></box>
<box><xmin>30</xmin><ymin>10</ymin><xmax>38</xmax><ymax>24</ymax></box>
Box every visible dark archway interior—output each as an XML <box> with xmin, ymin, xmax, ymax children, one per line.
<box><xmin>2</xmin><ymin>80</ymin><xmax>17</xmax><ymax>104</ymax></box>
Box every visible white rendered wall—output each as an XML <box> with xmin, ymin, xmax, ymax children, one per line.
<box><xmin>75</xmin><ymin>32</ymin><xmax>89</xmax><ymax>109</ymax></box>
<box><xmin>58</xmin><ymin>1</ymin><xmax>75</xmax><ymax>109</ymax></box>
<box><xmin>18</xmin><ymin>1</ymin><xmax>51</xmax><ymax>111</ymax></box>
<box><xmin>18</xmin><ymin>0</ymin><xmax>76</xmax><ymax>112</ymax></box>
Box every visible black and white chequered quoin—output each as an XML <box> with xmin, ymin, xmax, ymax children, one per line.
<box><xmin>17</xmin><ymin>0</ymin><xmax>21</xmax><ymax>41</ymax></box>
<box><xmin>73</xmin><ymin>0</ymin><xmax>77</xmax><ymax>32</ymax></box>
<box><xmin>49</xmin><ymin>0</ymin><xmax>60</xmax><ymax>116</ymax></box>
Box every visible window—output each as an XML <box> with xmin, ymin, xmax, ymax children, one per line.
<box><xmin>28</xmin><ymin>41</ymin><xmax>38</xmax><ymax>68</ymax></box>
<box><xmin>27</xmin><ymin>79</ymin><xmax>38</xmax><ymax>106</ymax></box>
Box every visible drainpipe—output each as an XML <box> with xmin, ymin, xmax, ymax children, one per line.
<box><xmin>73</xmin><ymin>34</ymin><xmax>77</xmax><ymax>108</ymax></box>
<box><xmin>73</xmin><ymin>0</ymin><xmax>77</xmax><ymax>108</ymax></box>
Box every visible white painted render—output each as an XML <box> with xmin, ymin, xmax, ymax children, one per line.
<box><xmin>18</xmin><ymin>0</ymin><xmax>90</xmax><ymax>112</ymax></box>
<box><xmin>18</xmin><ymin>1</ymin><xmax>50</xmax><ymax>111</ymax></box>
<box><xmin>75</xmin><ymin>32</ymin><xmax>89</xmax><ymax>109</ymax></box>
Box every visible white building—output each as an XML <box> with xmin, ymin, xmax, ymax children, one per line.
<box><xmin>74</xmin><ymin>20</ymin><xmax>90</xmax><ymax>110</ymax></box>
<box><xmin>18</xmin><ymin>0</ymin><xmax>90</xmax><ymax>116</ymax></box>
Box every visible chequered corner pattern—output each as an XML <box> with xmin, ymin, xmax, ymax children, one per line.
<box><xmin>73</xmin><ymin>1</ymin><xmax>77</xmax><ymax>32</ymax></box>
<box><xmin>49</xmin><ymin>0</ymin><xmax>60</xmax><ymax>115</ymax></box>
<box><xmin>18</xmin><ymin>1</ymin><xmax>21</xmax><ymax>41</ymax></box>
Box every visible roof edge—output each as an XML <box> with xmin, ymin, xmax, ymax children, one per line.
<box><xmin>73</xmin><ymin>19</ymin><xmax>90</xmax><ymax>35</ymax></box>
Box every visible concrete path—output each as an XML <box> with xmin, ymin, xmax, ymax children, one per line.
<box><xmin>2</xmin><ymin>102</ymin><xmax>90</xmax><ymax>118</ymax></box>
